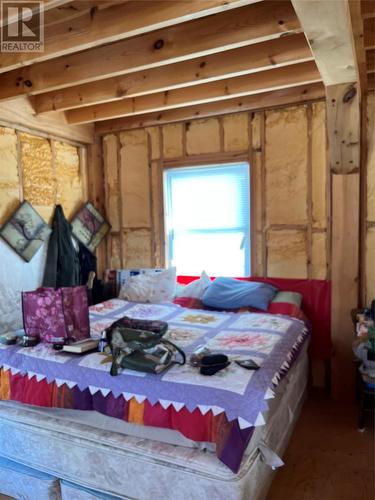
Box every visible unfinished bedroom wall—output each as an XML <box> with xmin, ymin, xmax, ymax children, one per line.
<box><xmin>100</xmin><ymin>101</ymin><xmax>329</xmax><ymax>280</ymax></box>
<box><xmin>365</xmin><ymin>92</ymin><xmax>375</xmax><ymax>306</ymax></box>
<box><xmin>0</xmin><ymin>126</ymin><xmax>86</xmax><ymax>330</ymax></box>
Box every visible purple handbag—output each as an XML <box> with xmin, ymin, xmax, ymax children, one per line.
<box><xmin>22</xmin><ymin>286</ymin><xmax>90</xmax><ymax>344</ymax></box>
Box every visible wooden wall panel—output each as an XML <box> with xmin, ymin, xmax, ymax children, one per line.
<box><xmin>186</xmin><ymin>118</ymin><xmax>220</xmax><ymax>155</ymax></box>
<box><xmin>311</xmin><ymin>102</ymin><xmax>328</xmax><ymax>229</ymax></box>
<box><xmin>223</xmin><ymin>113</ymin><xmax>248</xmax><ymax>152</ymax></box>
<box><xmin>267</xmin><ymin>229</ymin><xmax>308</xmax><ymax>279</ymax></box>
<box><xmin>162</xmin><ymin>123</ymin><xmax>183</xmax><ymax>159</ymax></box>
<box><xmin>265</xmin><ymin>106</ymin><xmax>308</xmax><ymax>225</ymax></box>
<box><xmin>0</xmin><ymin>127</ymin><xmax>19</xmax><ymax>224</ymax></box>
<box><xmin>119</xmin><ymin>129</ymin><xmax>151</xmax><ymax>228</ymax></box>
<box><xmin>150</xmin><ymin>159</ymin><xmax>163</xmax><ymax>268</ymax></box>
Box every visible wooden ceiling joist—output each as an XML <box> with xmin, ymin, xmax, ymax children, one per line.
<box><xmin>0</xmin><ymin>0</ymin><xmax>71</xmax><ymax>28</ymax></box>
<box><xmin>95</xmin><ymin>81</ymin><xmax>325</xmax><ymax>134</ymax></box>
<box><xmin>66</xmin><ymin>60</ymin><xmax>321</xmax><ymax>124</ymax></box>
<box><xmin>35</xmin><ymin>33</ymin><xmax>312</xmax><ymax>114</ymax></box>
<box><xmin>0</xmin><ymin>0</ymin><xmax>264</xmax><ymax>73</ymax></box>
<box><xmin>0</xmin><ymin>0</ymin><xmax>301</xmax><ymax>101</ymax></box>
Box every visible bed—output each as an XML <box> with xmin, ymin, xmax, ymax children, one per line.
<box><xmin>0</xmin><ymin>289</ymin><xmax>312</xmax><ymax>499</ymax></box>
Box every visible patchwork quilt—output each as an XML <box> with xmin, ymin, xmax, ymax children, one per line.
<box><xmin>0</xmin><ymin>299</ymin><xmax>309</xmax><ymax>472</ymax></box>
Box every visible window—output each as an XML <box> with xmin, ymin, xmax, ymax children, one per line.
<box><xmin>164</xmin><ymin>163</ymin><xmax>250</xmax><ymax>277</ymax></box>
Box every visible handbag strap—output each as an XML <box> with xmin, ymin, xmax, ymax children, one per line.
<box><xmin>160</xmin><ymin>339</ymin><xmax>186</xmax><ymax>366</ymax></box>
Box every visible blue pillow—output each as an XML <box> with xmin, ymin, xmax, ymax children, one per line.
<box><xmin>202</xmin><ymin>277</ymin><xmax>278</xmax><ymax>311</ymax></box>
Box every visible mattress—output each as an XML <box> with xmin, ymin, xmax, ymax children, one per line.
<box><xmin>0</xmin><ymin>342</ymin><xmax>308</xmax><ymax>499</ymax></box>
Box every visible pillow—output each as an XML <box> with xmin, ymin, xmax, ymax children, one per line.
<box><xmin>176</xmin><ymin>271</ymin><xmax>212</xmax><ymax>299</ymax></box>
<box><xmin>119</xmin><ymin>267</ymin><xmax>176</xmax><ymax>303</ymax></box>
<box><xmin>173</xmin><ymin>297</ymin><xmax>204</xmax><ymax>309</ymax></box>
<box><xmin>202</xmin><ymin>277</ymin><xmax>278</xmax><ymax>311</ymax></box>
<box><xmin>270</xmin><ymin>291</ymin><xmax>302</xmax><ymax>308</ymax></box>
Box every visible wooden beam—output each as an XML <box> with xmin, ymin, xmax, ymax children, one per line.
<box><xmin>0</xmin><ymin>96</ymin><xmax>94</xmax><ymax>144</ymax></box>
<box><xmin>348</xmin><ymin>0</ymin><xmax>368</xmax><ymax>95</ymax></box>
<box><xmin>67</xmin><ymin>61</ymin><xmax>321</xmax><ymax>124</ymax></box>
<box><xmin>0</xmin><ymin>0</ymin><xmax>70</xmax><ymax>28</ymax></box>
<box><xmin>292</xmin><ymin>0</ymin><xmax>358</xmax><ymax>85</ymax></box>
<box><xmin>0</xmin><ymin>0</ymin><xmax>263</xmax><ymax>72</ymax></box>
<box><xmin>326</xmin><ymin>83</ymin><xmax>360</xmax><ymax>174</ymax></box>
<box><xmin>95</xmin><ymin>82</ymin><xmax>325</xmax><ymax>134</ymax></box>
<box><xmin>0</xmin><ymin>1</ymin><xmax>301</xmax><ymax>100</ymax></box>
<box><xmin>35</xmin><ymin>33</ymin><xmax>312</xmax><ymax>114</ymax></box>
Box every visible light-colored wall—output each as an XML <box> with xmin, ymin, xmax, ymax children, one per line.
<box><xmin>100</xmin><ymin>101</ymin><xmax>330</xmax><ymax>281</ymax></box>
<box><xmin>0</xmin><ymin>126</ymin><xmax>86</xmax><ymax>331</ymax></box>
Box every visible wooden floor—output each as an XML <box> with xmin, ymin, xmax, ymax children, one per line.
<box><xmin>267</xmin><ymin>391</ymin><xmax>374</xmax><ymax>500</ymax></box>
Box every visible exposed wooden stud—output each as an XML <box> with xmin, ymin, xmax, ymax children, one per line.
<box><xmin>306</xmin><ymin>104</ymin><xmax>313</xmax><ymax>279</ymax></box>
<box><xmin>326</xmin><ymin>83</ymin><xmax>360</xmax><ymax>175</ymax></box>
<box><xmin>248</xmin><ymin>112</ymin><xmax>256</xmax><ymax>276</ymax></box>
<box><xmin>162</xmin><ymin>151</ymin><xmax>249</xmax><ymax>168</ymax></box>
<box><xmin>361</xmin><ymin>0</ymin><xmax>375</xmax><ymax>19</ymax></box>
<box><xmin>95</xmin><ymin>82</ymin><xmax>325</xmax><ymax>134</ymax></box>
<box><xmin>66</xmin><ymin>61</ymin><xmax>321</xmax><ymax>124</ymax></box>
<box><xmin>79</xmin><ymin>147</ymin><xmax>89</xmax><ymax>202</ymax></box>
<box><xmin>331</xmin><ymin>173</ymin><xmax>359</xmax><ymax>400</ymax></box>
<box><xmin>366</xmin><ymin>49</ymin><xmax>375</xmax><ymax>72</ymax></box>
<box><xmin>0</xmin><ymin>0</ymin><xmax>264</xmax><ymax>73</ymax></box>
<box><xmin>15</xmin><ymin>130</ymin><xmax>23</xmax><ymax>202</ymax></box>
<box><xmin>34</xmin><ymin>33</ymin><xmax>312</xmax><ymax>114</ymax></box>
<box><xmin>260</xmin><ymin>111</ymin><xmax>267</xmax><ymax>277</ymax></box>
<box><xmin>0</xmin><ymin>1</ymin><xmax>301</xmax><ymax>100</ymax></box>
<box><xmin>363</xmin><ymin>17</ymin><xmax>375</xmax><ymax>48</ymax></box>
<box><xmin>219</xmin><ymin>116</ymin><xmax>225</xmax><ymax>153</ymax></box>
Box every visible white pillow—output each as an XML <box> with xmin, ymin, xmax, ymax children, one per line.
<box><xmin>119</xmin><ymin>267</ymin><xmax>176</xmax><ymax>303</ymax></box>
<box><xmin>176</xmin><ymin>271</ymin><xmax>211</xmax><ymax>299</ymax></box>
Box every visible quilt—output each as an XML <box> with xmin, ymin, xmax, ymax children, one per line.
<box><xmin>0</xmin><ymin>299</ymin><xmax>309</xmax><ymax>472</ymax></box>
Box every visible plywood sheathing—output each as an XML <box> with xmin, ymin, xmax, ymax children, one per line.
<box><xmin>265</xmin><ymin>106</ymin><xmax>308</xmax><ymax>226</ymax></box>
<box><xmin>162</xmin><ymin>123</ymin><xmax>183</xmax><ymax>159</ymax></box>
<box><xmin>0</xmin><ymin>127</ymin><xmax>18</xmax><ymax>224</ymax></box>
<box><xmin>186</xmin><ymin>118</ymin><xmax>220</xmax><ymax>155</ymax></box>
<box><xmin>54</xmin><ymin>141</ymin><xmax>83</xmax><ymax>220</ymax></box>
<box><xmin>223</xmin><ymin>113</ymin><xmax>249</xmax><ymax>152</ymax></box>
<box><xmin>267</xmin><ymin>229</ymin><xmax>308</xmax><ymax>278</ymax></box>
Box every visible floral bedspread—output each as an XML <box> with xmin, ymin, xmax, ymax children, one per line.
<box><xmin>0</xmin><ymin>299</ymin><xmax>309</xmax><ymax>472</ymax></box>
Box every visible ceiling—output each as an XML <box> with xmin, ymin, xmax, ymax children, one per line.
<box><xmin>0</xmin><ymin>0</ymin><xmax>372</xmax><ymax>132</ymax></box>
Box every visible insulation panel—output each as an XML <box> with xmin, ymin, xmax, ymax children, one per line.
<box><xmin>54</xmin><ymin>141</ymin><xmax>83</xmax><ymax>220</ymax></box>
<box><xmin>265</xmin><ymin>106</ymin><xmax>308</xmax><ymax>225</ymax></box>
<box><xmin>120</xmin><ymin>130</ymin><xmax>151</xmax><ymax>228</ymax></box>
<box><xmin>267</xmin><ymin>229</ymin><xmax>308</xmax><ymax>278</ymax></box>
<box><xmin>223</xmin><ymin>113</ymin><xmax>248</xmax><ymax>152</ymax></box>
<box><xmin>186</xmin><ymin>118</ymin><xmax>220</xmax><ymax>155</ymax></box>
<box><xmin>162</xmin><ymin>123</ymin><xmax>183</xmax><ymax>159</ymax></box>
<box><xmin>0</xmin><ymin>127</ymin><xmax>19</xmax><ymax>224</ymax></box>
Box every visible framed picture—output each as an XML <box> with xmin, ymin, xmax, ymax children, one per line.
<box><xmin>71</xmin><ymin>202</ymin><xmax>111</xmax><ymax>253</ymax></box>
<box><xmin>0</xmin><ymin>200</ymin><xmax>52</xmax><ymax>262</ymax></box>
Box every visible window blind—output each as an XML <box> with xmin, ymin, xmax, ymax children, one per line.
<box><xmin>164</xmin><ymin>163</ymin><xmax>250</xmax><ymax>277</ymax></box>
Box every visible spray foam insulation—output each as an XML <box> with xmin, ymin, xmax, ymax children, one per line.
<box><xmin>0</xmin><ymin>127</ymin><xmax>19</xmax><ymax>224</ymax></box>
<box><xmin>265</xmin><ymin>106</ymin><xmax>308</xmax><ymax>225</ymax></box>
<box><xmin>186</xmin><ymin>118</ymin><xmax>220</xmax><ymax>155</ymax></box>
<box><xmin>223</xmin><ymin>113</ymin><xmax>248</xmax><ymax>152</ymax></box>
<box><xmin>267</xmin><ymin>229</ymin><xmax>308</xmax><ymax>279</ymax></box>
<box><xmin>54</xmin><ymin>141</ymin><xmax>83</xmax><ymax>220</ymax></box>
<box><xmin>163</xmin><ymin>123</ymin><xmax>183</xmax><ymax>159</ymax></box>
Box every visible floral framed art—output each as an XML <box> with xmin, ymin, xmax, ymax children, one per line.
<box><xmin>71</xmin><ymin>202</ymin><xmax>111</xmax><ymax>253</ymax></box>
<box><xmin>0</xmin><ymin>200</ymin><xmax>52</xmax><ymax>262</ymax></box>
